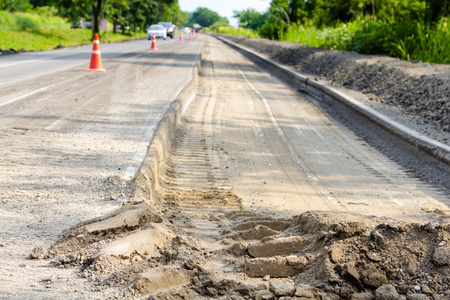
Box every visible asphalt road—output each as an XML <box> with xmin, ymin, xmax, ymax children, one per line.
<box><xmin>0</xmin><ymin>37</ymin><xmax>180</xmax><ymax>85</ymax></box>
<box><xmin>0</xmin><ymin>34</ymin><xmax>204</xmax><ymax>298</ymax></box>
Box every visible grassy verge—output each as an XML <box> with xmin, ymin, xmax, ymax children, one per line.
<box><xmin>206</xmin><ymin>25</ymin><xmax>260</xmax><ymax>39</ymax></box>
<box><xmin>213</xmin><ymin>18</ymin><xmax>449</xmax><ymax>64</ymax></box>
<box><xmin>289</xmin><ymin>19</ymin><xmax>450</xmax><ymax>64</ymax></box>
<box><xmin>0</xmin><ymin>10</ymin><xmax>145</xmax><ymax>51</ymax></box>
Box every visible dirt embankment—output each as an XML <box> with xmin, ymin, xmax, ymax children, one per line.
<box><xmin>36</xmin><ymin>206</ymin><xmax>450</xmax><ymax>299</ymax></box>
<box><xmin>220</xmin><ymin>34</ymin><xmax>450</xmax><ymax>141</ymax></box>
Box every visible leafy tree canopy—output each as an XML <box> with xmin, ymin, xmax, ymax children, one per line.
<box><xmin>233</xmin><ymin>8</ymin><xmax>269</xmax><ymax>31</ymax></box>
<box><xmin>188</xmin><ymin>7</ymin><xmax>228</xmax><ymax>27</ymax></box>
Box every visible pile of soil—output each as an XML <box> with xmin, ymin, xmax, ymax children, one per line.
<box><xmin>34</xmin><ymin>205</ymin><xmax>450</xmax><ymax>299</ymax></box>
<box><xmin>220</xmin><ymin>35</ymin><xmax>450</xmax><ymax>140</ymax></box>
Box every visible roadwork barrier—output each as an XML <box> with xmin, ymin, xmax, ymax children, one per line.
<box><xmin>214</xmin><ymin>35</ymin><xmax>450</xmax><ymax>167</ymax></box>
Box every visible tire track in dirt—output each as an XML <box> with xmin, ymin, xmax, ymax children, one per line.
<box><xmin>158</xmin><ymin>38</ymin><xmax>242</xmax><ymax>239</ymax></box>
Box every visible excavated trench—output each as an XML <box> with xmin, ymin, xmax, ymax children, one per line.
<box><xmin>40</xmin><ymin>37</ymin><xmax>450</xmax><ymax>299</ymax></box>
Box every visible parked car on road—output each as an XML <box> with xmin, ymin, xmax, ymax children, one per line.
<box><xmin>147</xmin><ymin>24</ymin><xmax>167</xmax><ymax>40</ymax></box>
<box><xmin>158</xmin><ymin>21</ymin><xmax>175</xmax><ymax>38</ymax></box>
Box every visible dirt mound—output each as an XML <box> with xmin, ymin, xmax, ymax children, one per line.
<box><xmin>220</xmin><ymin>34</ymin><xmax>450</xmax><ymax>137</ymax></box>
<box><xmin>34</xmin><ymin>207</ymin><xmax>450</xmax><ymax>299</ymax></box>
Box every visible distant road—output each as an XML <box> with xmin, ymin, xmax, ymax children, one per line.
<box><xmin>0</xmin><ymin>37</ymin><xmax>178</xmax><ymax>85</ymax></box>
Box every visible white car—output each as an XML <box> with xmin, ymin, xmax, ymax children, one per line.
<box><xmin>147</xmin><ymin>24</ymin><xmax>167</xmax><ymax>40</ymax></box>
<box><xmin>158</xmin><ymin>21</ymin><xmax>175</xmax><ymax>38</ymax></box>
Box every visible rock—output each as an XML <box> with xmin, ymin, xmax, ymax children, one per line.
<box><xmin>234</xmin><ymin>283</ymin><xmax>255</xmax><ymax>296</ymax></box>
<box><xmin>340</xmin><ymin>283</ymin><xmax>356</xmax><ymax>298</ymax></box>
<box><xmin>406</xmin><ymin>294</ymin><xmax>432</xmax><ymax>300</ymax></box>
<box><xmin>244</xmin><ymin>256</ymin><xmax>304</xmax><ymax>277</ymax></box>
<box><xmin>397</xmin><ymin>285</ymin><xmax>415</xmax><ymax>294</ymax></box>
<box><xmin>329</xmin><ymin>248</ymin><xmax>342</xmax><ymax>263</ymax></box>
<box><xmin>255</xmin><ymin>290</ymin><xmax>275</xmax><ymax>300</ymax></box>
<box><xmin>352</xmin><ymin>292</ymin><xmax>375</xmax><ymax>300</ymax></box>
<box><xmin>206</xmin><ymin>287</ymin><xmax>218</xmax><ymax>297</ymax></box>
<box><xmin>247</xmin><ymin>236</ymin><xmax>307</xmax><ymax>258</ymax></box>
<box><xmin>224</xmin><ymin>225</ymin><xmax>280</xmax><ymax>240</ymax></box>
<box><xmin>364</xmin><ymin>272</ymin><xmax>388</xmax><ymax>288</ymax></box>
<box><xmin>344</xmin><ymin>265</ymin><xmax>362</xmax><ymax>288</ymax></box>
<box><xmin>269</xmin><ymin>281</ymin><xmax>295</xmax><ymax>297</ymax></box>
<box><xmin>375</xmin><ymin>285</ymin><xmax>400</xmax><ymax>300</ymax></box>
<box><xmin>29</xmin><ymin>247</ymin><xmax>44</xmax><ymax>260</ymax></box>
<box><xmin>263</xmin><ymin>275</ymin><xmax>270</xmax><ymax>281</ymax></box>
<box><xmin>420</xmin><ymin>285</ymin><xmax>432</xmax><ymax>295</ymax></box>
<box><xmin>432</xmin><ymin>247</ymin><xmax>450</xmax><ymax>266</ymax></box>
<box><xmin>370</xmin><ymin>230</ymin><xmax>388</xmax><ymax>248</ymax></box>
<box><xmin>295</xmin><ymin>285</ymin><xmax>314</xmax><ymax>298</ymax></box>
<box><xmin>50</xmin><ymin>255</ymin><xmax>72</xmax><ymax>266</ymax></box>
<box><xmin>229</xmin><ymin>242</ymin><xmax>247</xmax><ymax>256</ymax></box>
<box><xmin>221</xmin><ymin>238</ymin><xmax>234</xmax><ymax>245</ymax></box>
<box><xmin>134</xmin><ymin>267</ymin><xmax>191</xmax><ymax>293</ymax></box>
<box><xmin>347</xmin><ymin>266</ymin><xmax>360</xmax><ymax>282</ymax></box>
<box><xmin>366</xmin><ymin>252</ymin><xmax>382</xmax><ymax>262</ymax></box>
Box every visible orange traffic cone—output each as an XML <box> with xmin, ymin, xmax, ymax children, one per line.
<box><xmin>179</xmin><ymin>31</ymin><xmax>183</xmax><ymax>41</ymax></box>
<box><xmin>189</xmin><ymin>32</ymin><xmax>192</xmax><ymax>38</ymax></box>
<box><xmin>193</xmin><ymin>30</ymin><xmax>196</xmax><ymax>37</ymax></box>
<box><xmin>151</xmin><ymin>33</ymin><xmax>158</xmax><ymax>50</ymax></box>
<box><xmin>87</xmin><ymin>33</ymin><xmax>105</xmax><ymax>72</ymax></box>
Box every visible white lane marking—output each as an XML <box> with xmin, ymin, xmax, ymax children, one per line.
<box><xmin>0</xmin><ymin>86</ymin><xmax>52</xmax><ymax>108</ymax></box>
<box><xmin>235</xmin><ymin>66</ymin><xmax>303</xmax><ymax>165</ymax></box>
<box><xmin>0</xmin><ymin>74</ymin><xmax>85</xmax><ymax>108</ymax></box>
<box><xmin>389</xmin><ymin>196</ymin><xmax>404</xmax><ymax>206</ymax></box>
<box><xmin>124</xmin><ymin>152</ymin><xmax>147</xmax><ymax>179</ymax></box>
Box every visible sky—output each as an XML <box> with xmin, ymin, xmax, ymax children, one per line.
<box><xmin>179</xmin><ymin>0</ymin><xmax>271</xmax><ymax>27</ymax></box>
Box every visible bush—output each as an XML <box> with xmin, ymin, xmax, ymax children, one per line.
<box><xmin>284</xmin><ymin>23</ymin><xmax>323</xmax><ymax>47</ymax></box>
<box><xmin>281</xmin><ymin>18</ymin><xmax>450</xmax><ymax>64</ymax></box>
<box><xmin>0</xmin><ymin>10</ymin><xmax>146</xmax><ymax>51</ymax></box>
<box><xmin>391</xmin><ymin>18</ymin><xmax>450</xmax><ymax>63</ymax></box>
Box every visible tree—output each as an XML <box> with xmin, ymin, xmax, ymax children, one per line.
<box><xmin>188</xmin><ymin>7</ymin><xmax>228</xmax><ymax>28</ymax></box>
<box><xmin>259</xmin><ymin>0</ymin><xmax>290</xmax><ymax>40</ymax></box>
<box><xmin>2</xmin><ymin>0</ymin><xmax>33</xmax><ymax>11</ymax></box>
<box><xmin>426</xmin><ymin>0</ymin><xmax>450</xmax><ymax>23</ymax></box>
<box><xmin>233</xmin><ymin>9</ymin><xmax>269</xmax><ymax>31</ymax></box>
<box><xmin>49</xmin><ymin>0</ymin><xmax>93</xmax><ymax>31</ymax></box>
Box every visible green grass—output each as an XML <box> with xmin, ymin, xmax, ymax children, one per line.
<box><xmin>215</xmin><ymin>15</ymin><xmax>449</xmax><ymax>64</ymax></box>
<box><xmin>283</xmin><ymin>18</ymin><xmax>450</xmax><ymax>64</ymax></box>
<box><xmin>207</xmin><ymin>25</ymin><xmax>260</xmax><ymax>39</ymax></box>
<box><xmin>284</xmin><ymin>23</ymin><xmax>324</xmax><ymax>48</ymax></box>
<box><xmin>0</xmin><ymin>10</ymin><xmax>146</xmax><ymax>51</ymax></box>
<box><xmin>390</xmin><ymin>18</ymin><xmax>450</xmax><ymax>64</ymax></box>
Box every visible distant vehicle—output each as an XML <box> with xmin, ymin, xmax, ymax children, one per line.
<box><xmin>158</xmin><ymin>21</ymin><xmax>175</xmax><ymax>38</ymax></box>
<box><xmin>182</xmin><ymin>27</ymin><xmax>190</xmax><ymax>33</ymax></box>
<box><xmin>71</xmin><ymin>19</ymin><xmax>91</xmax><ymax>29</ymax></box>
<box><xmin>147</xmin><ymin>24</ymin><xmax>167</xmax><ymax>40</ymax></box>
